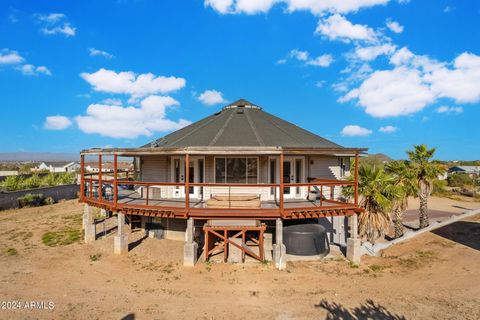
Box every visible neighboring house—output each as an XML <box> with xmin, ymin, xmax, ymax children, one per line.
<box><xmin>85</xmin><ymin>162</ymin><xmax>133</xmax><ymax>173</ymax></box>
<box><xmin>35</xmin><ymin>162</ymin><xmax>80</xmax><ymax>173</ymax></box>
<box><xmin>0</xmin><ymin>171</ymin><xmax>18</xmax><ymax>176</ymax></box>
<box><xmin>448</xmin><ymin>166</ymin><xmax>480</xmax><ymax>177</ymax></box>
<box><xmin>80</xmin><ymin>99</ymin><xmax>367</xmax><ymax>268</ymax></box>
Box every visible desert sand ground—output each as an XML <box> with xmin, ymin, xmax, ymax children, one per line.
<box><xmin>0</xmin><ymin>199</ymin><xmax>479</xmax><ymax>320</ymax></box>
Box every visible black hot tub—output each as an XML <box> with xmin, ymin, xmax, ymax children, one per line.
<box><xmin>283</xmin><ymin>224</ymin><xmax>328</xmax><ymax>256</ymax></box>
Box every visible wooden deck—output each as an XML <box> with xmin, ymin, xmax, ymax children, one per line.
<box><xmin>116</xmin><ymin>188</ymin><xmax>345</xmax><ymax>210</ymax></box>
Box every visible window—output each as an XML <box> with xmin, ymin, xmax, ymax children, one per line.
<box><xmin>215</xmin><ymin>157</ymin><xmax>258</xmax><ymax>183</ymax></box>
<box><xmin>339</xmin><ymin>158</ymin><xmax>346</xmax><ymax>177</ymax></box>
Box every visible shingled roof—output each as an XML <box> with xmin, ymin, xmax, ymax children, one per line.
<box><xmin>144</xmin><ymin>99</ymin><xmax>343</xmax><ymax>149</ymax></box>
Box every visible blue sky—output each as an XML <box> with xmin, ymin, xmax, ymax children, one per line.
<box><xmin>1</xmin><ymin>0</ymin><xmax>479</xmax><ymax>160</ymax></box>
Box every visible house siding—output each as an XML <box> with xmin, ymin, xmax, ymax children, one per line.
<box><xmin>137</xmin><ymin>155</ymin><xmax>350</xmax><ymax>201</ymax></box>
<box><xmin>308</xmin><ymin>155</ymin><xmax>350</xmax><ymax>200</ymax></box>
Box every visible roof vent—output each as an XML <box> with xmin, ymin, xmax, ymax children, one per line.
<box><xmin>223</xmin><ymin>98</ymin><xmax>262</xmax><ymax>110</ymax></box>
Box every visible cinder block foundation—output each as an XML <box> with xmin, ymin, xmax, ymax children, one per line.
<box><xmin>84</xmin><ymin>224</ymin><xmax>96</xmax><ymax>243</ymax></box>
<box><xmin>346</xmin><ymin>238</ymin><xmax>361</xmax><ymax>264</ymax></box>
<box><xmin>183</xmin><ymin>242</ymin><xmax>198</xmax><ymax>267</ymax></box>
<box><xmin>114</xmin><ymin>234</ymin><xmax>129</xmax><ymax>254</ymax></box>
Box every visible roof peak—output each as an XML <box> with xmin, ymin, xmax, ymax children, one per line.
<box><xmin>223</xmin><ymin>98</ymin><xmax>261</xmax><ymax>110</ymax></box>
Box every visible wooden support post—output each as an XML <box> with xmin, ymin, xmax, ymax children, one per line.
<box><xmin>320</xmin><ymin>185</ymin><xmax>323</xmax><ymax>206</ymax></box>
<box><xmin>98</xmin><ymin>154</ymin><xmax>102</xmax><ymax>201</ymax></box>
<box><xmin>80</xmin><ymin>155</ymin><xmax>85</xmax><ymax>201</ymax></box>
<box><xmin>279</xmin><ymin>153</ymin><xmax>284</xmax><ymax>216</ymax></box>
<box><xmin>89</xmin><ymin>176</ymin><xmax>93</xmax><ymax>199</ymax></box>
<box><xmin>185</xmin><ymin>153</ymin><xmax>190</xmax><ymax>212</ymax></box>
<box><xmin>113</xmin><ymin>154</ymin><xmax>118</xmax><ymax>209</ymax></box>
<box><xmin>354</xmin><ymin>153</ymin><xmax>359</xmax><ymax>206</ymax></box>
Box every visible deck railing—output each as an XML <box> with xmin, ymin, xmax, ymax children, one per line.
<box><xmin>79</xmin><ymin>153</ymin><xmax>360</xmax><ymax>219</ymax></box>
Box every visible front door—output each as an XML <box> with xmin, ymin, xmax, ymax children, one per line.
<box><xmin>269</xmin><ymin>157</ymin><xmax>304</xmax><ymax>199</ymax></box>
<box><xmin>171</xmin><ymin>157</ymin><xmax>204</xmax><ymax>199</ymax></box>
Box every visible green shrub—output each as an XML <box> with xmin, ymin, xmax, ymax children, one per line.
<box><xmin>21</xmin><ymin>174</ymin><xmax>42</xmax><ymax>189</ymax></box>
<box><xmin>1</xmin><ymin>175</ymin><xmax>21</xmax><ymax>191</ymax></box>
<box><xmin>432</xmin><ymin>179</ymin><xmax>448</xmax><ymax>195</ymax></box>
<box><xmin>44</xmin><ymin>197</ymin><xmax>56</xmax><ymax>205</ymax></box>
<box><xmin>0</xmin><ymin>172</ymin><xmax>76</xmax><ymax>191</ymax></box>
<box><xmin>447</xmin><ymin>174</ymin><xmax>474</xmax><ymax>187</ymax></box>
<box><xmin>17</xmin><ymin>193</ymin><xmax>45</xmax><ymax>207</ymax></box>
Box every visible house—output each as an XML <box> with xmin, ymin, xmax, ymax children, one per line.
<box><xmin>85</xmin><ymin>162</ymin><xmax>133</xmax><ymax>173</ymax></box>
<box><xmin>80</xmin><ymin>99</ymin><xmax>367</xmax><ymax>268</ymax></box>
<box><xmin>448</xmin><ymin>166</ymin><xmax>480</xmax><ymax>177</ymax></box>
<box><xmin>34</xmin><ymin>161</ymin><xmax>80</xmax><ymax>173</ymax></box>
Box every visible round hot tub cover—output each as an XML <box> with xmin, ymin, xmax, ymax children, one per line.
<box><xmin>283</xmin><ymin>224</ymin><xmax>328</xmax><ymax>256</ymax></box>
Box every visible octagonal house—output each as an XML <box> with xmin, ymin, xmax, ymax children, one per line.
<box><xmin>80</xmin><ymin>99</ymin><xmax>366</xmax><ymax>268</ymax></box>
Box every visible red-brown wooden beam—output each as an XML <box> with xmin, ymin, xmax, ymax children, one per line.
<box><xmin>80</xmin><ymin>154</ymin><xmax>85</xmax><ymax>201</ymax></box>
<box><xmin>354</xmin><ymin>153</ymin><xmax>359</xmax><ymax>206</ymax></box>
<box><xmin>98</xmin><ymin>154</ymin><xmax>103</xmax><ymax>201</ymax></box>
<box><xmin>185</xmin><ymin>153</ymin><xmax>190</xmax><ymax>213</ymax></box>
<box><xmin>113</xmin><ymin>154</ymin><xmax>118</xmax><ymax>209</ymax></box>
<box><xmin>279</xmin><ymin>153</ymin><xmax>284</xmax><ymax>217</ymax></box>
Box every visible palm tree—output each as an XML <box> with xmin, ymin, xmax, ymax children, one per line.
<box><xmin>344</xmin><ymin>163</ymin><xmax>403</xmax><ymax>244</ymax></box>
<box><xmin>385</xmin><ymin>160</ymin><xmax>418</xmax><ymax>238</ymax></box>
<box><xmin>406</xmin><ymin>144</ymin><xmax>445</xmax><ymax>229</ymax></box>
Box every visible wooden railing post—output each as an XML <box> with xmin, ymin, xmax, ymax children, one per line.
<box><xmin>354</xmin><ymin>153</ymin><xmax>359</xmax><ymax>206</ymax></box>
<box><xmin>114</xmin><ymin>154</ymin><xmax>118</xmax><ymax>209</ymax></box>
<box><xmin>320</xmin><ymin>184</ymin><xmax>323</xmax><ymax>207</ymax></box>
<box><xmin>146</xmin><ymin>185</ymin><xmax>149</xmax><ymax>206</ymax></box>
<box><xmin>80</xmin><ymin>154</ymin><xmax>84</xmax><ymax>201</ymax></box>
<box><xmin>89</xmin><ymin>176</ymin><xmax>93</xmax><ymax>199</ymax></box>
<box><xmin>279</xmin><ymin>153</ymin><xmax>284</xmax><ymax>216</ymax></box>
<box><xmin>185</xmin><ymin>153</ymin><xmax>190</xmax><ymax>212</ymax></box>
<box><xmin>98</xmin><ymin>154</ymin><xmax>102</xmax><ymax>201</ymax></box>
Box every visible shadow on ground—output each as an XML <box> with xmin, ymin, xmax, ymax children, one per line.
<box><xmin>315</xmin><ymin>299</ymin><xmax>406</xmax><ymax>320</ymax></box>
<box><xmin>431</xmin><ymin>221</ymin><xmax>480</xmax><ymax>251</ymax></box>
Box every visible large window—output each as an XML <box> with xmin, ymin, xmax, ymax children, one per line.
<box><xmin>215</xmin><ymin>157</ymin><xmax>258</xmax><ymax>184</ymax></box>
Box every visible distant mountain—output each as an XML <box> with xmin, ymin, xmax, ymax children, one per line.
<box><xmin>360</xmin><ymin>153</ymin><xmax>393</xmax><ymax>165</ymax></box>
<box><xmin>0</xmin><ymin>152</ymin><xmax>79</xmax><ymax>162</ymax></box>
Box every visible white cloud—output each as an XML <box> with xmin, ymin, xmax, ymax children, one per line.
<box><xmin>80</xmin><ymin>68</ymin><xmax>186</xmax><ymax>98</ymax></box>
<box><xmin>341</xmin><ymin>48</ymin><xmax>480</xmax><ymax>118</ymax></box>
<box><xmin>424</xmin><ymin>52</ymin><xmax>480</xmax><ymax>103</ymax></box>
<box><xmin>89</xmin><ymin>48</ymin><xmax>114</xmax><ymax>59</ymax></box>
<box><xmin>354</xmin><ymin>44</ymin><xmax>396</xmax><ymax>61</ymax></box>
<box><xmin>36</xmin><ymin>13</ymin><xmax>76</xmax><ymax>37</ymax></box>
<box><xmin>102</xmin><ymin>98</ymin><xmax>123</xmax><ymax>106</ymax></box>
<box><xmin>44</xmin><ymin>116</ymin><xmax>72</xmax><ymax>130</ymax></box>
<box><xmin>0</xmin><ymin>49</ymin><xmax>24</xmax><ymax>64</ymax></box>
<box><xmin>40</xmin><ymin>24</ymin><xmax>76</xmax><ymax>37</ymax></box>
<box><xmin>306</xmin><ymin>54</ymin><xmax>334</xmax><ymax>67</ymax></box>
<box><xmin>289</xmin><ymin>49</ymin><xmax>309</xmax><ymax>61</ymax></box>
<box><xmin>18</xmin><ymin>64</ymin><xmax>51</xmax><ymax>76</ymax></box>
<box><xmin>37</xmin><ymin>13</ymin><xmax>65</xmax><ymax>23</ymax></box>
<box><xmin>315</xmin><ymin>80</ymin><xmax>326</xmax><ymax>88</ymax></box>
<box><xmin>198</xmin><ymin>90</ymin><xmax>227</xmax><ymax>105</ymax></box>
<box><xmin>315</xmin><ymin>14</ymin><xmax>377</xmax><ymax>43</ymax></box>
<box><xmin>75</xmin><ymin>95</ymin><xmax>190</xmax><ymax>138</ymax></box>
<box><xmin>342</xmin><ymin>67</ymin><xmax>434</xmax><ymax>117</ymax></box>
<box><xmin>443</xmin><ymin>6</ymin><xmax>454</xmax><ymax>13</ymax></box>
<box><xmin>436</xmin><ymin>106</ymin><xmax>463</xmax><ymax>114</ymax></box>
<box><xmin>283</xmin><ymin>49</ymin><xmax>333</xmax><ymax>67</ymax></box>
<box><xmin>205</xmin><ymin>0</ymin><xmax>390</xmax><ymax>15</ymax></box>
<box><xmin>341</xmin><ymin>125</ymin><xmax>372</xmax><ymax>137</ymax></box>
<box><xmin>386</xmin><ymin>19</ymin><xmax>403</xmax><ymax>33</ymax></box>
<box><xmin>379</xmin><ymin>125</ymin><xmax>397</xmax><ymax>133</ymax></box>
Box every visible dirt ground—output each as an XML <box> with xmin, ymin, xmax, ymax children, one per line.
<box><xmin>0</xmin><ymin>199</ymin><xmax>479</xmax><ymax>320</ymax></box>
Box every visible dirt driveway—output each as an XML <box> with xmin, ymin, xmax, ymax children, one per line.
<box><xmin>0</xmin><ymin>200</ymin><xmax>479</xmax><ymax>319</ymax></box>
